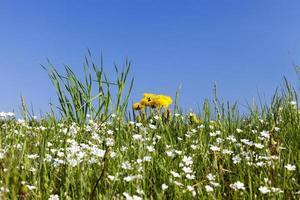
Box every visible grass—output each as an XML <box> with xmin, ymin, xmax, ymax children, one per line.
<box><xmin>0</xmin><ymin>54</ymin><xmax>299</xmax><ymax>200</ymax></box>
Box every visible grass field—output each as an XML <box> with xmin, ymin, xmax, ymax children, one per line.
<box><xmin>0</xmin><ymin>55</ymin><xmax>299</xmax><ymax>199</ymax></box>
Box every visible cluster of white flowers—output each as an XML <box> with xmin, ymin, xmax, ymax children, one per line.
<box><xmin>0</xmin><ymin>109</ymin><xmax>299</xmax><ymax>199</ymax></box>
<box><xmin>121</xmin><ymin>161</ymin><xmax>133</xmax><ymax>170</ymax></box>
<box><xmin>186</xmin><ymin>185</ymin><xmax>196</xmax><ymax>197</ymax></box>
<box><xmin>209</xmin><ymin>130</ymin><xmax>221</xmax><ymax>137</ymax></box>
<box><xmin>0</xmin><ymin>186</ymin><xmax>10</xmax><ymax>194</ymax></box>
<box><xmin>0</xmin><ymin>112</ymin><xmax>14</xmax><ymax>120</ymax></box>
<box><xmin>48</xmin><ymin>194</ymin><xmax>59</xmax><ymax>200</ymax></box>
<box><xmin>180</xmin><ymin>155</ymin><xmax>195</xmax><ymax>180</ymax></box>
<box><xmin>210</xmin><ymin>145</ymin><xmax>220</xmax><ymax>152</ymax></box>
<box><xmin>44</xmin><ymin>138</ymin><xmax>107</xmax><ymax>167</ymax></box>
<box><xmin>166</xmin><ymin>148</ymin><xmax>182</xmax><ymax>158</ymax></box>
<box><xmin>205</xmin><ymin>173</ymin><xmax>220</xmax><ymax>192</ymax></box>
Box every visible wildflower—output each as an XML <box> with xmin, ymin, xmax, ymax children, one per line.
<box><xmin>226</xmin><ymin>135</ymin><xmax>237</xmax><ymax>143</ymax></box>
<box><xmin>230</xmin><ymin>181</ymin><xmax>245</xmax><ymax>190</ymax></box>
<box><xmin>170</xmin><ymin>171</ymin><xmax>180</xmax><ymax>178</ymax></box>
<box><xmin>153</xmin><ymin>95</ymin><xmax>172</xmax><ymax>108</ymax></box>
<box><xmin>254</xmin><ymin>143</ymin><xmax>264</xmax><ymax>149</ymax></box>
<box><xmin>136</xmin><ymin>188</ymin><xmax>144</xmax><ymax>195</ymax></box>
<box><xmin>222</xmin><ymin>149</ymin><xmax>233</xmax><ymax>155</ymax></box>
<box><xmin>121</xmin><ymin>161</ymin><xmax>132</xmax><ymax>170</ymax></box>
<box><xmin>143</xmin><ymin>156</ymin><xmax>151</xmax><ymax>162</ymax></box>
<box><xmin>260</xmin><ymin>130</ymin><xmax>270</xmax><ymax>139</ymax></box>
<box><xmin>210</xmin><ymin>181</ymin><xmax>220</xmax><ymax>187</ymax></box>
<box><xmin>191</xmin><ymin>129</ymin><xmax>197</xmax><ymax>133</ymax></box>
<box><xmin>90</xmin><ymin>146</ymin><xmax>105</xmax><ymax>158</ymax></box>
<box><xmin>255</xmin><ymin>161</ymin><xmax>265</xmax><ymax>167</ymax></box>
<box><xmin>121</xmin><ymin>146</ymin><xmax>128</xmax><ymax>152</ymax></box>
<box><xmin>259</xmin><ymin>186</ymin><xmax>270</xmax><ymax>194</ymax></box>
<box><xmin>187</xmin><ymin>185</ymin><xmax>196</xmax><ymax>196</ymax></box>
<box><xmin>136</xmin><ymin>159</ymin><xmax>143</xmax><ymax>164</ymax></box>
<box><xmin>0</xmin><ymin>187</ymin><xmax>9</xmax><ymax>193</ymax></box>
<box><xmin>209</xmin><ymin>131</ymin><xmax>220</xmax><ymax>137</ymax></box>
<box><xmin>241</xmin><ymin>139</ymin><xmax>254</xmax><ymax>146</ymax></box>
<box><xmin>0</xmin><ymin>112</ymin><xmax>14</xmax><ymax>119</ymax></box>
<box><xmin>173</xmin><ymin>181</ymin><xmax>183</xmax><ymax>187</ymax></box>
<box><xmin>290</xmin><ymin>101</ymin><xmax>297</xmax><ymax>106</ymax></box>
<box><xmin>198</xmin><ymin>124</ymin><xmax>205</xmax><ymax>129</ymax></box>
<box><xmin>26</xmin><ymin>185</ymin><xmax>37</xmax><ymax>190</ymax></box>
<box><xmin>0</xmin><ymin>149</ymin><xmax>6</xmax><ymax>159</ymax></box>
<box><xmin>166</xmin><ymin>150</ymin><xmax>175</xmax><ymax>157</ymax></box>
<box><xmin>105</xmin><ymin>138</ymin><xmax>114</xmax><ymax>146</ymax></box>
<box><xmin>186</xmin><ymin>173</ymin><xmax>195</xmax><ymax>180</ymax></box>
<box><xmin>153</xmin><ymin>115</ymin><xmax>159</xmax><ymax>120</ymax></box>
<box><xmin>29</xmin><ymin>167</ymin><xmax>36</xmax><ymax>172</ymax></box>
<box><xmin>236</xmin><ymin>128</ymin><xmax>243</xmax><ymax>133</ymax></box>
<box><xmin>132</xmin><ymin>102</ymin><xmax>145</xmax><ymax>110</ymax></box>
<box><xmin>132</xmin><ymin>134</ymin><xmax>143</xmax><ymax>141</ymax></box>
<box><xmin>210</xmin><ymin>145</ymin><xmax>220</xmax><ymax>152</ymax></box>
<box><xmin>182</xmin><ymin>166</ymin><xmax>193</xmax><ymax>174</ymax></box>
<box><xmin>182</xmin><ymin>156</ymin><xmax>193</xmax><ymax>166</ymax></box>
<box><xmin>146</xmin><ymin>146</ymin><xmax>155</xmax><ymax>152</ymax></box>
<box><xmin>140</xmin><ymin>93</ymin><xmax>157</xmax><ymax>107</ymax></box>
<box><xmin>162</xmin><ymin>184</ymin><xmax>168</xmax><ymax>191</ymax></box>
<box><xmin>107</xmin><ymin>130</ymin><xmax>113</xmax><ymax>135</ymax></box>
<box><xmin>285</xmin><ymin>164</ymin><xmax>296</xmax><ymax>171</ymax></box>
<box><xmin>187</xmin><ymin>185</ymin><xmax>194</xmax><ymax>191</ymax></box>
<box><xmin>216</xmin><ymin>138</ymin><xmax>224</xmax><ymax>144</ymax></box>
<box><xmin>155</xmin><ymin>135</ymin><xmax>162</xmax><ymax>140</ymax></box>
<box><xmin>28</xmin><ymin>154</ymin><xmax>39</xmax><ymax>159</ymax></box>
<box><xmin>108</xmin><ymin>175</ymin><xmax>116</xmax><ymax>181</ymax></box>
<box><xmin>149</xmin><ymin>124</ymin><xmax>156</xmax><ymax>130</ymax></box>
<box><xmin>207</xmin><ymin>173</ymin><xmax>215</xmax><ymax>181</ymax></box>
<box><xmin>48</xmin><ymin>194</ymin><xmax>59</xmax><ymax>200</ymax></box>
<box><xmin>232</xmin><ymin>155</ymin><xmax>241</xmax><ymax>164</ymax></box>
<box><xmin>271</xmin><ymin>187</ymin><xmax>283</xmax><ymax>193</ymax></box>
<box><xmin>174</xmin><ymin>150</ymin><xmax>182</xmax><ymax>155</ymax></box>
<box><xmin>123</xmin><ymin>192</ymin><xmax>142</xmax><ymax>200</ymax></box>
<box><xmin>205</xmin><ymin>185</ymin><xmax>214</xmax><ymax>192</ymax></box>
<box><xmin>135</xmin><ymin>123</ymin><xmax>143</xmax><ymax>127</ymax></box>
<box><xmin>123</xmin><ymin>175</ymin><xmax>142</xmax><ymax>182</ymax></box>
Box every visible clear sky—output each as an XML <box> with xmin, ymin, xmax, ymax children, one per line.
<box><xmin>1</xmin><ymin>1</ymin><xmax>300</xmax><ymax>115</ymax></box>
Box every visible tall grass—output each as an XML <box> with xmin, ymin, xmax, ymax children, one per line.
<box><xmin>42</xmin><ymin>51</ymin><xmax>134</xmax><ymax>124</ymax></box>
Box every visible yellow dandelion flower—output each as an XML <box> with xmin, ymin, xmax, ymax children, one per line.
<box><xmin>140</xmin><ymin>93</ymin><xmax>157</xmax><ymax>107</ymax></box>
<box><xmin>154</xmin><ymin>95</ymin><xmax>172</xmax><ymax>108</ymax></box>
<box><xmin>132</xmin><ymin>102</ymin><xmax>145</xmax><ymax>110</ymax></box>
<box><xmin>138</xmin><ymin>93</ymin><xmax>172</xmax><ymax>108</ymax></box>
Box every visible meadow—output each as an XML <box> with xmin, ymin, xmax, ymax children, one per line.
<box><xmin>0</xmin><ymin>54</ymin><xmax>299</xmax><ymax>200</ymax></box>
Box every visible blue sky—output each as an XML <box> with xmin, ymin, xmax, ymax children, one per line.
<box><xmin>1</xmin><ymin>1</ymin><xmax>300</xmax><ymax>115</ymax></box>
